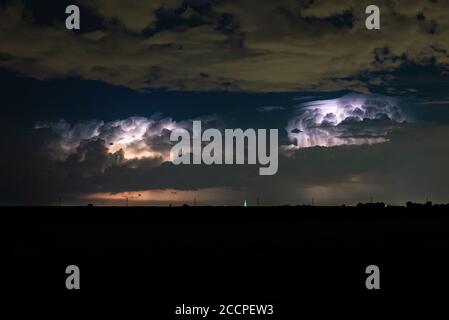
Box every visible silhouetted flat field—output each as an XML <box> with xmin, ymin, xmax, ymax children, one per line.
<box><xmin>1</xmin><ymin>205</ymin><xmax>448</xmax><ymax>303</ymax></box>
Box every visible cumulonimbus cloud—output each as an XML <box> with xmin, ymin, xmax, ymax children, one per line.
<box><xmin>285</xmin><ymin>94</ymin><xmax>408</xmax><ymax>149</ymax></box>
<box><xmin>35</xmin><ymin>116</ymin><xmax>188</xmax><ymax>163</ymax></box>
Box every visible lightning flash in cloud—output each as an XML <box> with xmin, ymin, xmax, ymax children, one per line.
<box><xmin>286</xmin><ymin>94</ymin><xmax>409</xmax><ymax>149</ymax></box>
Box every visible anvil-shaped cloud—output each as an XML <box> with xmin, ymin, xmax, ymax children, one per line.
<box><xmin>286</xmin><ymin>94</ymin><xmax>408</xmax><ymax>149</ymax></box>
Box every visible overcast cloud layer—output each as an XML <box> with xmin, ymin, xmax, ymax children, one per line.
<box><xmin>1</xmin><ymin>0</ymin><xmax>449</xmax><ymax>92</ymax></box>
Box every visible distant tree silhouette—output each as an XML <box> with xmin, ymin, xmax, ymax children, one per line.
<box><xmin>406</xmin><ymin>201</ymin><xmax>433</xmax><ymax>208</ymax></box>
<box><xmin>357</xmin><ymin>202</ymin><xmax>386</xmax><ymax>209</ymax></box>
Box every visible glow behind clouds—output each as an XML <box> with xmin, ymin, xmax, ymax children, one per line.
<box><xmin>36</xmin><ymin>116</ymin><xmax>185</xmax><ymax>162</ymax></box>
<box><xmin>286</xmin><ymin>94</ymin><xmax>408</xmax><ymax>149</ymax></box>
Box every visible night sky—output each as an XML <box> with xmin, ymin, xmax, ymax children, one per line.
<box><xmin>1</xmin><ymin>0</ymin><xmax>449</xmax><ymax>206</ymax></box>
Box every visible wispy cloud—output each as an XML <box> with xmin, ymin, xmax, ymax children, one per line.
<box><xmin>419</xmin><ymin>100</ymin><xmax>449</xmax><ymax>106</ymax></box>
<box><xmin>257</xmin><ymin>106</ymin><xmax>286</xmax><ymax>112</ymax></box>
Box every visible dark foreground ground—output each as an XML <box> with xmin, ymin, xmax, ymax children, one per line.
<box><xmin>1</xmin><ymin>206</ymin><xmax>448</xmax><ymax>314</ymax></box>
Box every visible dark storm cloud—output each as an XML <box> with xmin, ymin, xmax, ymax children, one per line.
<box><xmin>85</xmin><ymin>124</ymin><xmax>449</xmax><ymax>205</ymax></box>
<box><xmin>2</xmin><ymin>112</ymin><xmax>449</xmax><ymax>205</ymax></box>
<box><xmin>1</xmin><ymin>0</ymin><xmax>449</xmax><ymax>92</ymax></box>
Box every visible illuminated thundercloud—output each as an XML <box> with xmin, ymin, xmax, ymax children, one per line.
<box><xmin>286</xmin><ymin>94</ymin><xmax>408</xmax><ymax>149</ymax></box>
<box><xmin>35</xmin><ymin>116</ymin><xmax>188</xmax><ymax>162</ymax></box>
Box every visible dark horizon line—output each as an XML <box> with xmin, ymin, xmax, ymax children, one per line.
<box><xmin>0</xmin><ymin>201</ymin><xmax>446</xmax><ymax>209</ymax></box>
